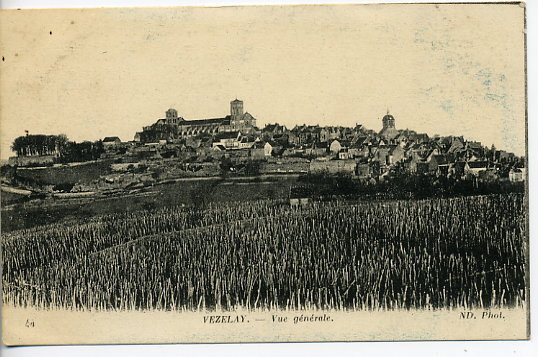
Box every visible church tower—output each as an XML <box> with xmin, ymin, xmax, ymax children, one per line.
<box><xmin>230</xmin><ymin>99</ymin><xmax>244</xmax><ymax>118</ymax></box>
<box><xmin>165</xmin><ymin>108</ymin><xmax>180</xmax><ymax>124</ymax></box>
<box><xmin>382</xmin><ymin>111</ymin><xmax>396</xmax><ymax>130</ymax></box>
<box><xmin>380</xmin><ymin>111</ymin><xmax>398</xmax><ymax>140</ymax></box>
<box><xmin>166</xmin><ymin>108</ymin><xmax>178</xmax><ymax>119</ymax></box>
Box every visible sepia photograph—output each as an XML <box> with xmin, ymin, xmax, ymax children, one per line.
<box><xmin>0</xmin><ymin>0</ymin><xmax>530</xmax><ymax>348</ymax></box>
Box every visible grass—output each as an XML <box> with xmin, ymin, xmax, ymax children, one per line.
<box><xmin>1</xmin><ymin>177</ymin><xmax>298</xmax><ymax>232</ymax></box>
<box><xmin>14</xmin><ymin>160</ymin><xmax>114</xmax><ymax>186</ymax></box>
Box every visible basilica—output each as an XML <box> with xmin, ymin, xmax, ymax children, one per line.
<box><xmin>135</xmin><ymin>99</ymin><xmax>257</xmax><ymax>143</ymax></box>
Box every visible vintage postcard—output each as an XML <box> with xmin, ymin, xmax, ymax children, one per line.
<box><xmin>0</xmin><ymin>2</ymin><xmax>528</xmax><ymax>345</ymax></box>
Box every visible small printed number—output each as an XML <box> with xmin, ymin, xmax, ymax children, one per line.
<box><xmin>25</xmin><ymin>319</ymin><xmax>35</xmax><ymax>328</ymax></box>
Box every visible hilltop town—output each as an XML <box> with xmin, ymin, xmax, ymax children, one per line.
<box><xmin>1</xmin><ymin>98</ymin><xmax>526</xmax><ymax>203</ymax></box>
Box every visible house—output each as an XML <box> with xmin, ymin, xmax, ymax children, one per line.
<box><xmin>428</xmin><ymin>154</ymin><xmax>448</xmax><ymax>173</ymax></box>
<box><xmin>449</xmin><ymin>161</ymin><xmax>469</xmax><ymax>178</ymax></box>
<box><xmin>103</xmin><ymin>136</ymin><xmax>121</xmax><ymax>148</ymax></box>
<box><xmin>262</xmin><ymin>123</ymin><xmax>287</xmax><ymax>140</ymax></box>
<box><xmin>397</xmin><ymin>129</ymin><xmax>417</xmax><ymax>141</ymax></box>
<box><xmin>338</xmin><ymin>148</ymin><xmax>351</xmax><ymax>160</ymax></box>
<box><xmin>290</xmin><ymin>125</ymin><xmax>321</xmax><ymax>145</ymax></box>
<box><xmin>466</xmin><ymin>141</ymin><xmax>483</xmax><ymax>152</ymax></box>
<box><xmin>388</xmin><ymin>145</ymin><xmax>405</xmax><ymax>165</ymax></box>
<box><xmin>329</xmin><ymin>139</ymin><xmax>350</xmax><ymax>155</ymax></box>
<box><xmin>351</xmin><ymin>124</ymin><xmax>365</xmax><ymax>135</ymax></box>
<box><xmin>394</xmin><ymin>134</ymin><xmax>410</xmax><ymax>147</ymax></box>
<box><xmin>414</xmin><ymin>133</ymin><xmax>430</xmax><ymax>143</ymax></box>
<box><xmin>287</xmin><ymin>130</ymin><xmax>299</xmax><ymax>146</ymax></box>
<box><xmin>495</xmin><ymin>150</ymin><xmax>516</xmax><ymax>163</ymax></box>
<box><xmin>348</xmin><ymin>142</ymin><xmax>369</xmax><ymax>158</ymax></box>
<box><xmin>340</xmin><ymin>127</ymin><xmax>354</xmax><ymax>141</ymax></box>
<box><xmin>320</xmin><ymin>127</ymin><xmax>341</xmax><ymax>142</ymax></box>
<box><xmin>371</xmin><ymin>144</ymin><xmax>404</xmax><ymax>166</ymax></box>
<box><xmin>351</xmin><ymin>135</ymin><xmax>368</xmax><ymax>146</ymax></box>
<box><xmin>463</xmin><ymin>149</ymin><xmax>481</xmax><ymax>162</ymax></box>
<box><xmin>212</xmin><ymin>131</ymin><xmax>242</xmax><ymax>149</ymax></box>
<box><xmin>466</xmin><ymin>161</ymin><xmax>488</xmax><ymax>176</ymax></box>
<box><xmin>371</xmin><ymin>146</ymin><xmax>391</xmax><ymax>165</ymax></box>
<box><xmin>444</xmin><ymin>136</ymin><xmax>465</xmax><ymax>154</ymax></box>
<box><xmin>239</xmin><ymin>136</ymin><xmax>256</xmax><ymax>149</ymax></box>
<box><xmin>509</xmin><ymin>168</ymin><xmax>525</xmax><ymax>182</ymax></box>
<box><xmin>264</xmin><ymin>142</ymin><xmax>274</xmax><ymax>157</ymax></box>
<box><xmin>304</xmin><ymin>142</ymin><xmax>328</xmax><ymax>157</ymax></box>
<box><xmin>249</xmin><ymin>142</ymin><xmax>266</xmax><ymax>160</ymax></box>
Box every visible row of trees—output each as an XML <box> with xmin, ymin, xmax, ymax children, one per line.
<box><xmin>11</xmin><ymin>134</ymin><xmax>69</xmax><ymax>157</ymax></box>
<box><xmin>295</xmin><ymin>170</ymin><xmax>525</xmax><ymax>200</ymax></box>
<box><xmin>55</xmin><ymin>140</ymin><xmax>105</xmax><ymax>163</ymax></box>
<box><xmin>11</xmin><ymin>134</ymin><xmax>105</xmax><ymax>164</ymax></box>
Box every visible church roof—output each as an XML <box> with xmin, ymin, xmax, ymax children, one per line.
<box><xmin>180</xmin><ymin>117</ymin><xmax>226</xmax><ymax>125</ymax></box>
<box><xmin>151</xmin><ymin>116</ymin><xmax>230</xmax><ymax>127</ymax></box>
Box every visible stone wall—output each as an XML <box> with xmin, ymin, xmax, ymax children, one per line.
<box><xmin>309</xmin><ymin>159</ymin><xmax>357</xmax><ymax>175</ymax></box>
<box><xmin>8</xmin><ymin>155</ymin><xmax>55</xmax><ymax>167</ymax></box>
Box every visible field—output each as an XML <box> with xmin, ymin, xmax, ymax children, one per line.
<box><xmin>14</xmin><ymin>160</ymin><xmax>114</xmax><ymax>186</ymax></box>
<box><xmin>1</xmin><ymin>194</ymin><xmax>526</xmax><ymax>312</ymax></box>
<box><xmin>1</xmin><ymin>176</ymin><xmax>298</xmax><ymax>232</ymax></box>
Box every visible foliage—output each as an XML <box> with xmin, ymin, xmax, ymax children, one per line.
<box><xmin>296</xmin><ymin>171</ymin><xmax>524</xmax><ymax>200</ymax></box>
<box><xmin>11</xmin><ymin>135</ymin><xmax>106</xmax><ymax>164</ymax></box>
<box><xmin>11</xmin><ymin>134</ymin><xmax>69</xmax><ymax>157</ymax></box>
<box><xmin>237</xmin><ymin>161</ymin><xmax>261</xmax><ymax>176</ymax></box>
<box><xmin>55</xmin><ymin>140</ymin><xmax>105</xmax><ymax>163</ymax></box>
<box><xmin>218</xmin><ymin>156</ymin><xmax>234</xmax><ymax>176</ymax></box>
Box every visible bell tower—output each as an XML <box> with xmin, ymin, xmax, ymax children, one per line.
<box><xmin>166</xmin><ymin>108</ymin><xmax>178</xmax><ymax>119</ymax></box>
<box><xmin>382</xmin><ymin>110</ymin><xmax>396</xmax><ymax>130</ymax></box>
<box><xmin>230</xmin><ymin>99</ymin><xmax>244</xmax><ymax>118</ymax></box>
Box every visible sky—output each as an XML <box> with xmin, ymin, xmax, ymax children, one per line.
<box><xmin>0</xmin><ymin>3</ymin><xmax>526</xmax><ymax>159</ymax></box>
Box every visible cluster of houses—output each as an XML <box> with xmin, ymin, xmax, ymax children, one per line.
<box><xmin>101</xmin><ymin>111</ymin><xmax>525</xmax><ymax>183</ymax></box>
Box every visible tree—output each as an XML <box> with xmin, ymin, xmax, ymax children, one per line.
<box><xmin>244</xmin><ymin>161</ymin><xmax>261</xmax><ymax>176</ymax></box>
<box><xmin>11</xmin><ymin>134</ymin><xmax>69</xmax><ymax>157</ymax></box>
<box><xmin>219</xmin><ymin>157</ymin><xmax>234</xmax><ymax>176</ymax></box>
<box><xmin>56</xmin><ymin>139</ymin><xmax>105</xmax><ymax>163</ymax></box>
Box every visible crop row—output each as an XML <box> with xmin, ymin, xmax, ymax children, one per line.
<box><xmin>2</xmin><ymin>194</ymin><xmax>526</xmax><ymax>311</ymax></box>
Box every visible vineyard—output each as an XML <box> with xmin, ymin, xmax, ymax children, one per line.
<box><xmin>1</xmin><ymin>194</ymin><xmax>526</xmax><ymax>312</ymax></box>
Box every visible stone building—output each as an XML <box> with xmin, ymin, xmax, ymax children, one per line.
<box><xmin>103</xmin><ymin>136</ymin><xmax>122</xmax><ymax>148</ymax></box>
<box><xmin>379</xmin><ymin>112</ymin><xmax>399</xmax><ymax>140</ymax></box>
<box><xmin>135</xmin><ymin>99</ymin><xmax>257</xmax><ymax>143</ymax></box>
